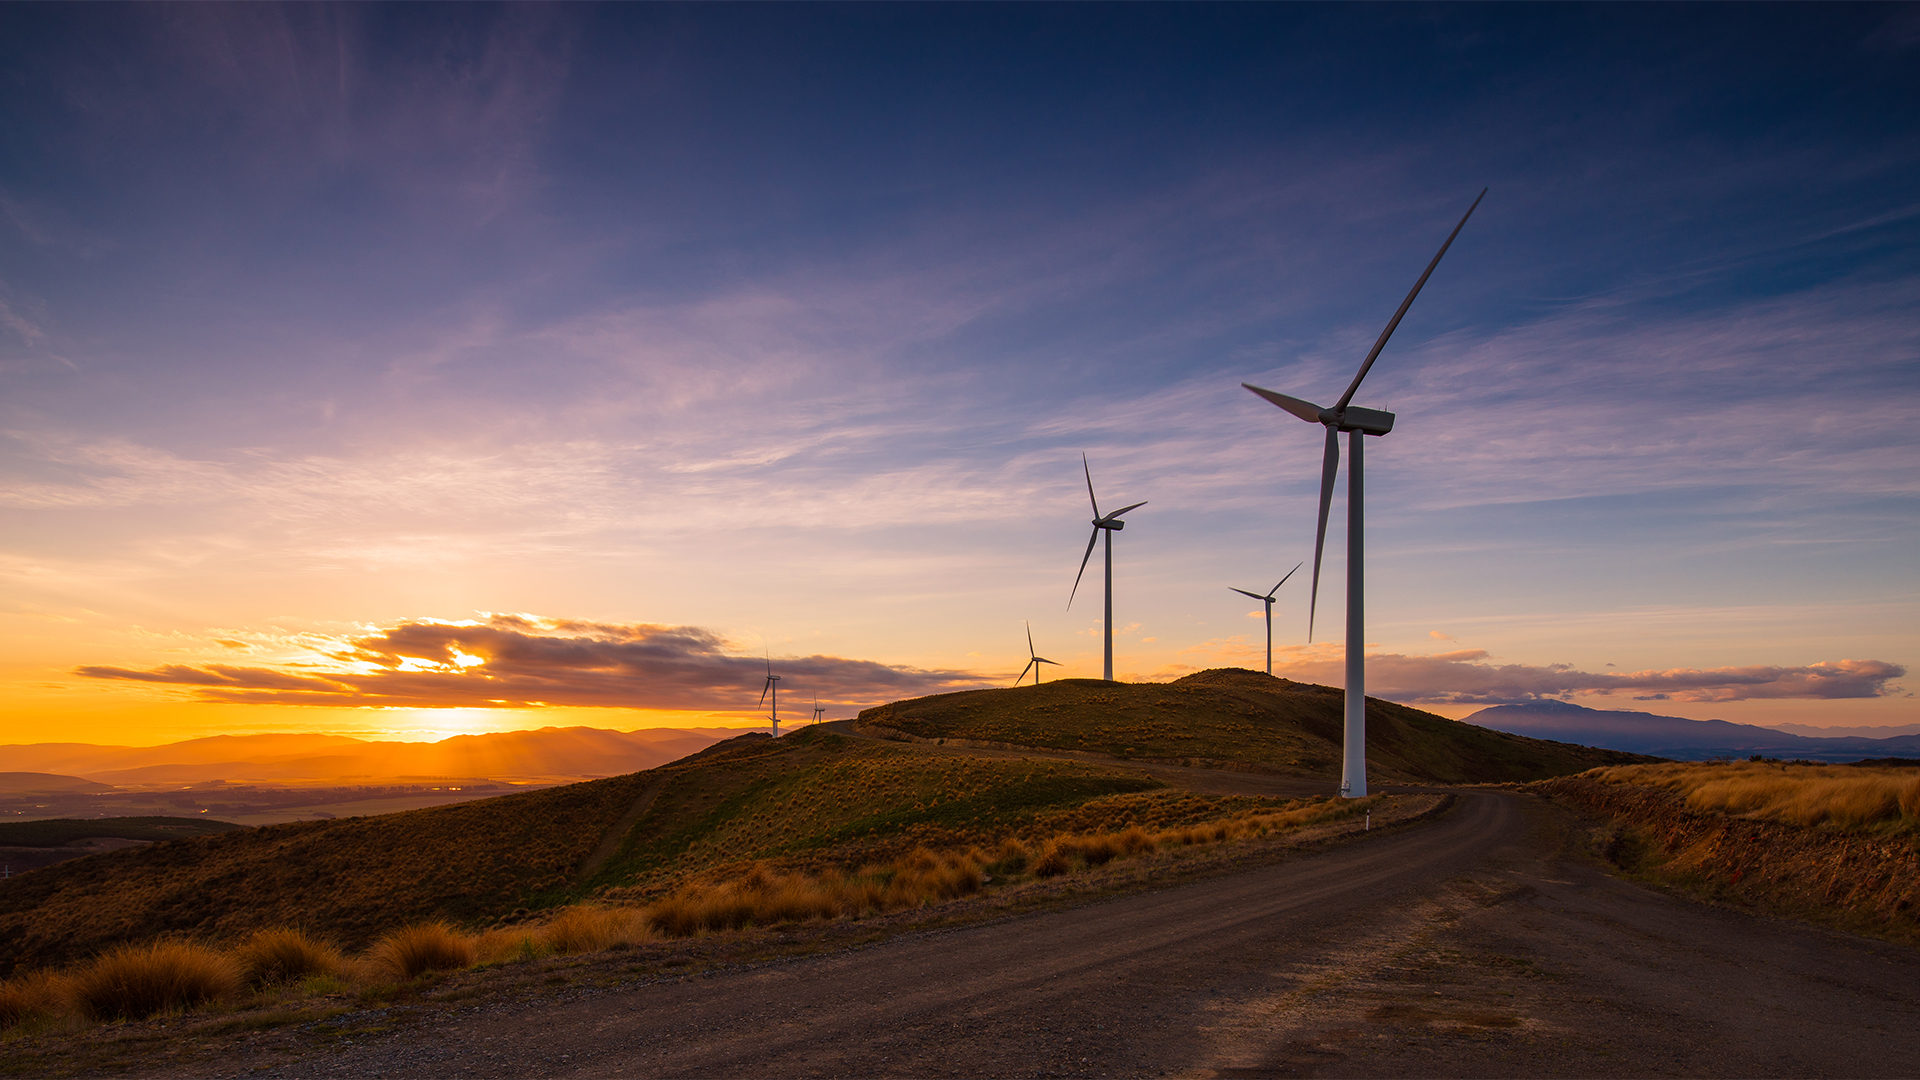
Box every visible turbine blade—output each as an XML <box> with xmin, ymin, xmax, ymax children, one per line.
<box><xmin>1016</xmin><ymin>658</ymin><xmax>1037</xmax><ymax>685</ymax></box>
<box><xmin>1068</xmin><ymin>528</ymin><xmax>1099</xmax><ymax>609</ymax></box>
<box><xmin>1334</xmin><ymin>188</ymin><xmax>1486</xmax><ymax>412</ymax></box>
<box><xmin>1271</xmin><ymin>561</ymin><xmax>1303</xmax><ymax>596</ymax></box>
<box><xmin>1308</xmin><ymin>426</ymin><xmax>1339</xmax><ymax>642</ymax></box>
<box><xmin>1082</xmin><ymin>453</ymin><xmax>1101</xmax><ymax>518</ymax></box>
<box><xmin>1230</xmin><ymin>587</ymin><xmax>1266</xmax><ymax>600</ymax></box>
<box><xmin>1035</xmin><ymin>656</ymin><xmax>1060</xmax><ymax>665</ymax></box>
<box><xmin>758</xmin><ymin>679</ymin><xmax>770</xmax><ymax>707</ymax></box>
<box><xmin>1027</xmin><ymin>620</ymin><xmax>1036</xmax><ymax>659</ymax></box>
<box><xmin>1242</xmin><ymin>383</ymin><xmax>1327</xmax><ymax>424</ymax></box>
<box><xmin>1106</xmin><ymin>500</ymin><xmax>1147</xmax><ymax>520</ymax></box>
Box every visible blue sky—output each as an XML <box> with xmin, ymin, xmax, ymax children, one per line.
<box><xmin>2</xmin><ymin>4</ymin><xmax>1915</xmax><ymax>743</ymax></box>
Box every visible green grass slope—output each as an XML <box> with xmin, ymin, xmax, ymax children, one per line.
<box><xmin>0</xmin><ymin>730</ymin><xmax>1162</xmax><ymax>974</ymax></box>
<box><xmin>857</xmin><ymin>668</ymin><xmax>1655</xmax><ymax>784</ymax></box>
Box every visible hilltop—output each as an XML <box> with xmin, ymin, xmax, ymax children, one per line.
<box><xmin>857</xmin><ymin>669</ymin><xmax>1652</xmax><ymax>784</ymax></box>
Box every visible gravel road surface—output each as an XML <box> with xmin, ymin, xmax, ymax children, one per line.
<box><xmin>213</xmin><ymin>790</ymin><xmax>1920</xmax><ymax>1078</ymax></box>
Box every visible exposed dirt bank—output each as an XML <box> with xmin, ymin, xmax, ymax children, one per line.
<box><xmin>1533</xmin><ymin>775</ymin><xmax>1920</xmax><ymax>947</ymax></box>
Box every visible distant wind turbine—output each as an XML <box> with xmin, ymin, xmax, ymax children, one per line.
<box><xmin>1068</xmin><ymin>454</ymin><xmax>1146</xmax><ymax>682</ymax></box>
<box><xmin>759</xmin><ymin>653</ymin><xmax>781</xmax><ymax>737</ymax></box>
<box><xmin>1015</xmin><ymin>621</ymin><xmax>1062</xmax><ymax>686</ymax></box>
<box><xmin>813</xmin><ymin>693</ymin><xmax>826</xmax><ymax>724</ymax></box>
<box><xmin>1230</xmin><ymin>562</ymin><xmax>1302</xmax><ymax>676</ymax></box>
<box><xmin>1243</xmin><ymin>188</ymin><xmax>1485</xmax><ymax>798</ymax></box>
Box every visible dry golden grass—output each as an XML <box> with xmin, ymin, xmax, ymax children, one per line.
<box><xmin>367</xmin><ymin>922</ymin><xmax>476</xmax><ymax>980</ymax></box>
<box><xmin>1584</xmin><ymin>762</ymin><xmax>1920</xmax><ymax>831</ymax></box>
<box><xmin>0</xmin><ymin>775</ymin><xmax>1382</xmax><ymax>1036</ymax></box>
<box><xmin>231</xmin><ymin>928</ymin><xmax>345</xmax><ymax>988</ymax></box>
<box><xmin>539</xmin><ymin>905</ymin><xmax>657</xmax><ymax>954</ymax></box>
<box><xmin>65</xmin><ymin>941</ymin><xmax>240</xmax><ymax>1021</ymax></box>
<box><xmin>0</xmin><ymin>969</ymin><xmax>70</xmax><ymax>1029</ymax></box>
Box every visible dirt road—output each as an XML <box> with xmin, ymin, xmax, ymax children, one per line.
<box><xmin>212</xmin><ymin>790</ymin><xmax>1920</xmax><ymax>1078</ymax></box>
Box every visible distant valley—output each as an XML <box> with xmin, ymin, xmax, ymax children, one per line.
<box><xmin>1464</xmin><ymin>700</ymin><xmax>1920</xmax><ymax>761</ymax></box>
<box><xmin>0</xmin><ymin>726</ymin><xmax>751</xmax><ymax>826</ymax></box>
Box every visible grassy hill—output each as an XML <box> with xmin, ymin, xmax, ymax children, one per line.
<box><xmin>0</xmin><ymin>674</ymin><xmax>1650</xmax><ymax>976</ymax></box>
<box><xmin>0</xmin><ymin>730</ymin><xmax>1180</xmax><ymax>973</ymax></box>
<box><xmin>0</xmin><ymin>817</ymin><xmax>245</xmax><ymax>847</ymax></box>
<box><xmin>857</xmin><ymin>669</ymin><xmax>1654</xmax><ymax>784</ymax></box>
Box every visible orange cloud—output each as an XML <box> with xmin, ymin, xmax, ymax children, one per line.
<box><xmin>77</xmin><ymin>615</ymin><xmax>990</xmax><ymax>712</ymax></box>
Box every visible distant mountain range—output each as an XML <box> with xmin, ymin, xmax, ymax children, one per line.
<box><xmin>0</xmin><ymin>726</ymin><xmax>753</xmax><ymax>786</ymax></box>
<box><xmin>1462</xmin><ymin>700</ymin><xmax>1920</xmax><ymax>762</ymax></box>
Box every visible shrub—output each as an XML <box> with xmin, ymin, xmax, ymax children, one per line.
<box><xmin>232</xmin><ymin>928</ymin><xmax>344</xmax><ymax>987</ymax></box>
<box><xmin>368</xmin><ymin>922</ymin><xmax>475</xmax><ymax>980</ymax></box>
<box><xmin>66</xmin><ymin>941</ymin><xmax>240</xmax><ymax>1021</ymax></box>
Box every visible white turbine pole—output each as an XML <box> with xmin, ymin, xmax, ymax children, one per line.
<box><xmin>1342</xmin><ymin>428</ymin><xmax>1366</xmax><ymax>798</ymax></box>
<box><xmin>1103</xmin><ymin>528</ymin><xmax>1114</xmax><ymax>681</ymax></box>
<box><xmin>1262</xmin><ymin>597</ymin><xmax>1273</xmax><ymax>675</ymax></box>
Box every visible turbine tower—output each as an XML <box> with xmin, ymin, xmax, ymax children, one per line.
<box><xmin>759</xmin><ymin>654</ymin><xmax>781</xmax><ymax>737</ymax></box>
<box><xmin>1243</xmin><ymin>189</ymin><xmax>1484</xmax><ymax>798</ymax></box>
<box><xmin>1068</xmin><ymin>454</ymin><xmax>1146</xmax><ymax>682</ymax></box>
<box><xmin>1230</xmin><ymin>562</ymin><xmax>1302</xmax><ymax>675</ymax></box>
<box><xmin>1015</xmin><ymin>621</ymin><xmax>1062</xmax><ymax>686</ymax></box>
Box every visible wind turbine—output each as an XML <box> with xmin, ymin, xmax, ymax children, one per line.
<box><xmin>1230</xmin><ymin>562</ymin><xmax>1302</xmax><ymax>676</ymax></box>
<box><xmin>1068</xmin><ymin>454</ymin><xmax>1146</xmax><ymax>682</ymax></box>
<box><xmin>1015</xmin><ymin>621</ymin><xmax>1062</xmax><ymax>686</ymax></box>
<box><xmin>1243</xmin><ymin>189</ymin><xmax>1485</xmax><ymax>798</ymax></box>
<box><xmin>813</xmin><ymin>693</ymin><xmax>826</xmax><ymax>724</ymax></box>
<box><xmin>759</xmin><ymin>653</ymin><xmax>781</xmax><ymax>737</ymax></box>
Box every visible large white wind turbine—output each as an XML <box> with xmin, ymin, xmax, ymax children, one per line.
<box><xmin>813</xmin><ymin>693</ymin><xmax>826</xmax><ymax>724</ymax></box>
<box><xmin>1068</xmin><ymin>454</ymin><xmax>1146</xmax><ymax>682</ymax></box>
<box><xmin>1229</xmin><ymin>561</ymin><xmax>1302</xmax><ymax>676</ymax></box>
<box><xmin>1243</xmin><ymin>189</ymin><xmax>1485</xmax><ymax>798</ymax></box>
<box><xmin>759</xmin><ymin>654</ymin><xmax>781</xmax><ymax>737</ymax></box>
<box><xmin>1015</xmin><ymin>621</ymin><xmax>1062</xmax><ymax>686</ymax></box>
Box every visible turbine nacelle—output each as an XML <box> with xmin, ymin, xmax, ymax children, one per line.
<box><xmin>1242</xmin><ymin>384</ymin><xmax>1395</xmax><ymax>436</ymax></box>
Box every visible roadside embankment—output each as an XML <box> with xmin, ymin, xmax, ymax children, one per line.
<box><xmin>1533</xmin><ymin>767</ymin><xmax>1920</xmax><ymax>946</ymax></box>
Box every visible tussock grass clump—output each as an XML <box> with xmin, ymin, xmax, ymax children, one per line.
<box><xmin>646</xmin><ymin>848</ymin><xmax>986</xmax><ymax>935</ymax></box>
<box><xmin>0</xmin><ymin>969</ymin><xmax>70</xmax><ymax>1029</ymax></box>
<box><xmin>232</xmin><ymin>928</ymin><xmax>345</xmax><ymax>987</ymax></box>
<box><xmin>368</xmin><ymin>922</ymin><xmax>475</xmax><ymax>980</ymax></box>
<box><xmin>539</xmin><ymin>905</ymin><xmax>656</xmax><ymax>954</ymax></box>
<box><xmin>1586</xmin><ymin>762</ymin><xmax>1920</xmax><ymax>831</ymax></box>
<box><xmin>66</xmin><ymin>941</ymin><xmax>240</xmax><ymax>1021</ymax></box>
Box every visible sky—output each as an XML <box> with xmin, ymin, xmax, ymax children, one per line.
<box><xmin>2</xmin><ymin>3</ymin><xmax>1916</xmax><ymax>746</ymax></box>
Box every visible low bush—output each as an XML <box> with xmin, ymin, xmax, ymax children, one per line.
<box><xmin>66</xmin><ymin>941</ymin><xmax>240</xmax><ymax>1021</ymax></box>
<box><xmin>232</xmin><ymin>928</ymin><xmax>344</xmax><ymax>987</ymax></box>
<box><xmin>368</xmin><ymin>922</ymin><xmax>475</xmax><ymax>980</ymax></box>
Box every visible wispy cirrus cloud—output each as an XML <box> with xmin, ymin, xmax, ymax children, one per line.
<box><xmin>75</xmin><ymin>614</ymin><xmax>992</xmax><ymax>711</ymax></box>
